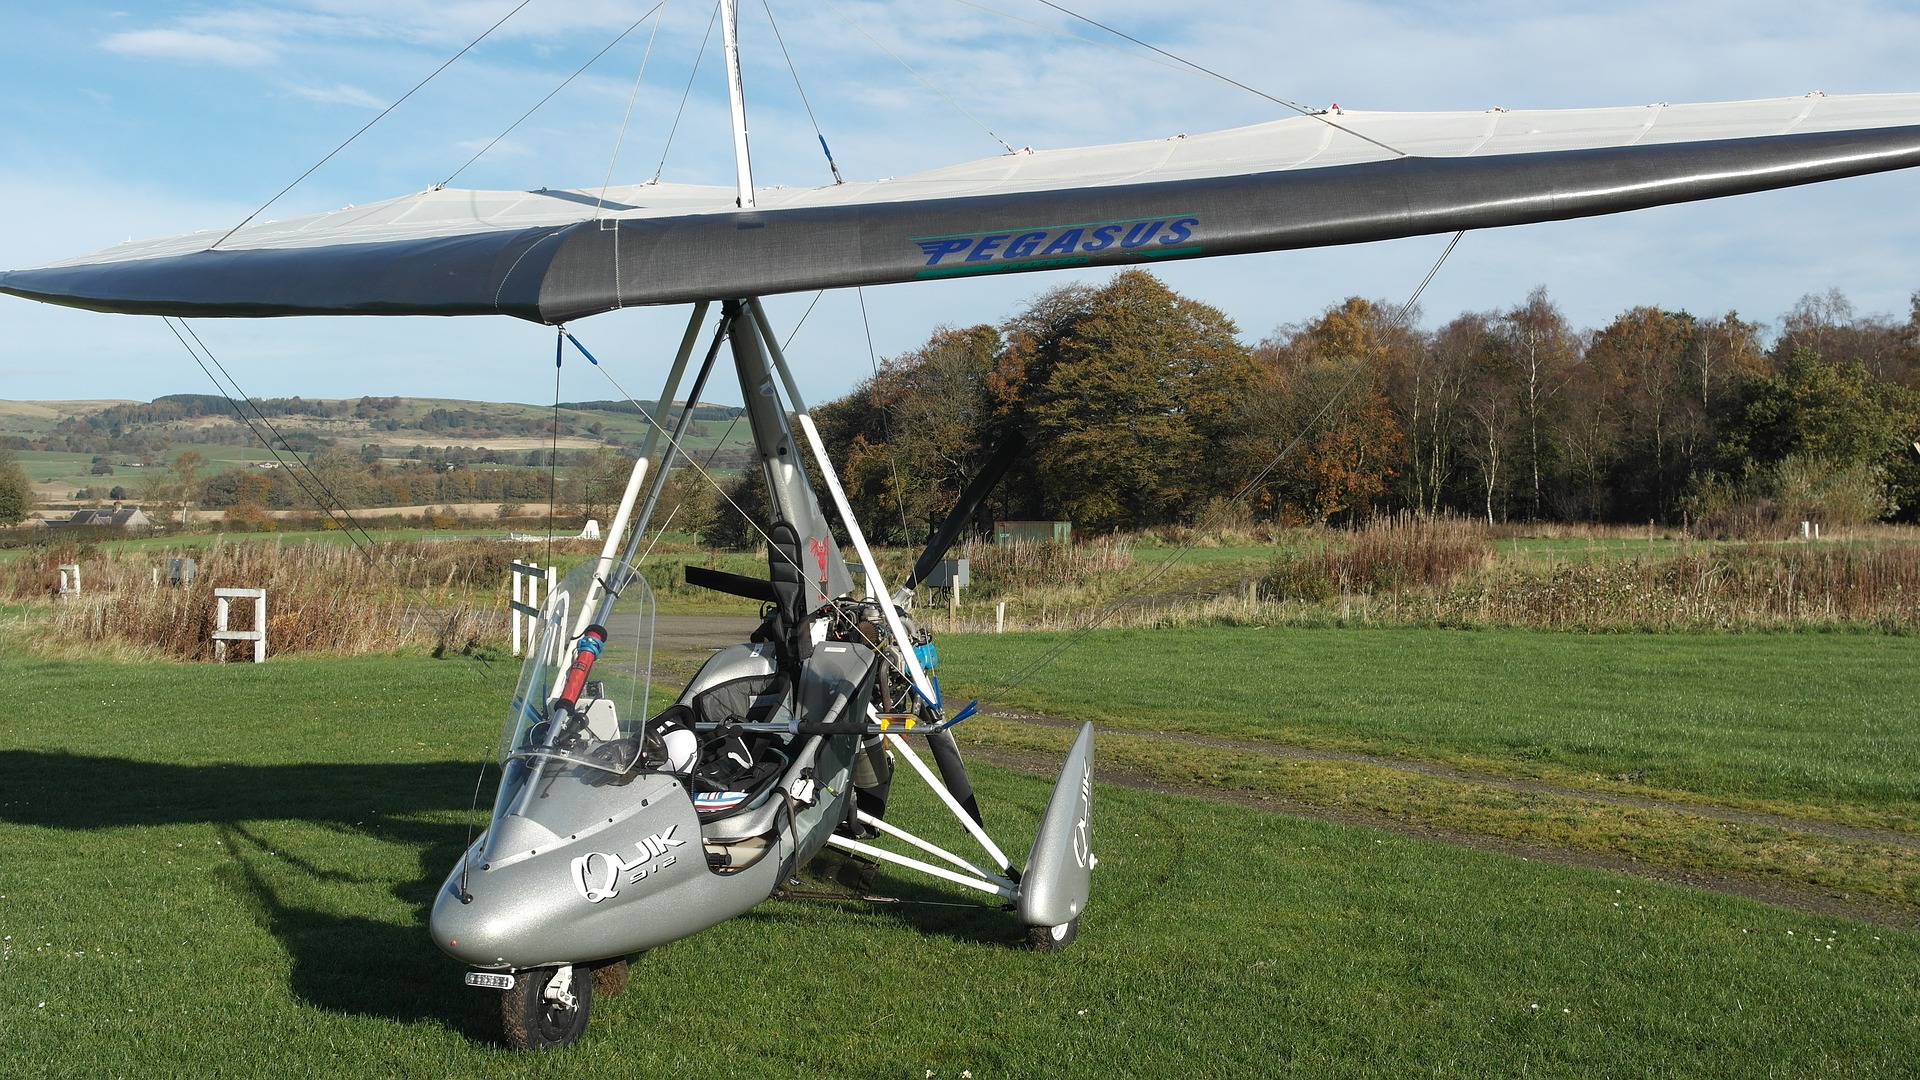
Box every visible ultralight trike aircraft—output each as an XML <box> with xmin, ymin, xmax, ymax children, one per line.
<box><xmin>7</xmin><ymin>0</ymin><xmax>1920</xmax><ymax>1052</ymax></box>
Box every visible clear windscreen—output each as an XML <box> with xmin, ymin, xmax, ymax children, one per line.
<box><xmin>500</xmin><ymin>557</ymin><xmax>656</xmax><ymax>776</ymax></box>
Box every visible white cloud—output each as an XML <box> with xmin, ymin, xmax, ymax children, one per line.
<box><xmin>288</xmin><ymin>82</ymin><xmax>388</xmax><ymax>109</ymax></box>
<box><xmin>100</xmin><ymin>28</ymin><xmax>278</xmax><ymax>67</ymax></box>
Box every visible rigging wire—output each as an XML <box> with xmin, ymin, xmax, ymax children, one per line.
<box><xmin>160</xmin><ymin>318</ymin><xmax>510</xmax><ymax>685</ymax></box>
<box><xmin>564</xmin><ymin>327</ymin><xmax>782</xmax><ymax>559</ymax></box>
<box><xmin>857</xmin><ymin>287</ymin><xmax>913</xmax><ymax>540</ymax></box>
<box><xmin>760</xmin><ymin>0</ymin><xmax>844</xmax><ymax>183</ymax></box>
<box><xmin>565</xmin><ymin>323</ymin><xmax>917</xmax><ymax>689</ymax></box>
<box><xmin>212</xmin><ymin>0</ymin><xmax>538</xmax><ymax>249</ymax></box>
<box><xmin>578</xmin><ymin>343</ymin><xmax>915</xmax><ymax>688</ymax></box>
<box><xmin>652</xmin><ymin>0</ymin><xmax>724</xmax><ymax>183</ymax></box>
<box><xmin>946</xmin><ymin>0</ymin><xmax>1192</xmax><ymax>76</ymax></box>
<box><xmin>165</xmin><ymin>319</ymin><xmax>379</xmax><ymax>552</ymax></box>
<box><xmin>818</xmin><ymin>0</ymin><xmax>1019</xmax><ymax>155</ymax></box>
<box><xmin>548</xmin><ymin>329</ymin><xmax>565</xmax><ymax>567</ymax></box>
<box><xmin>783</xmin><ymin>291</ymin><xmax>827</xmax><ymax>349</ymax></box>
<box><xmin>1025</xmin><ymin>0</ymin><xmax>1410</xmax><ymax>159</ymax></box>
<box><xmin>598</xmin><ymin>0</ymin><xmax>672</xmax><ymax>211</ymax></box>
<box><xmin>979</xmin><ymin>230</ymin><xmax>1467</xmax><ymax>702</ymax></box>
<box><xmin>441</xmin><ymin>3</ymin><xmax>666</xmax><ymax>189</ymax></box>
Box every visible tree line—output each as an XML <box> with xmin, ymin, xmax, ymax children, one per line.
<box><xmin>812</xmin><ymin>270</ymin><xmax>1920</xmax><ymax>540</ymax></box>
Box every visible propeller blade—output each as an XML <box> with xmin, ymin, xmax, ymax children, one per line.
<box><xmin>925</xmin><ymin>727</ymin><xmax>983</xmax><ymax>826</ymax></box>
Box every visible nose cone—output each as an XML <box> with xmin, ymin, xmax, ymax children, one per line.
<box><xmin>431</xmin><ymin>876</ymin><xmax>526</xmax><ymax>968</ymax></box>
<box><xmin>428</xmin><ymin>836</ymin><xmax>578</xmax><ymax>968</ymax></box>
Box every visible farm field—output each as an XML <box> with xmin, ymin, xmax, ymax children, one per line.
<box><xmin>1</xmin><ymin>632</ymin><xmax>1917</xmax><ymax>1075</ymax></box>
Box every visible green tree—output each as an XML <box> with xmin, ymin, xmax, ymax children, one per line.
<box><xmin>1719</xmin><ymin>350</ymin><xmax>1902</xmax><ymax>468</ymax></box>
<box><xmin>0</xmin><ymin>448</ymin><xmax>32</xmax><ymax>525</ymax></box>
<box><xmin>1709</xmin><ymin>349</ymin><xmax>1920</xmax><ymax>523</ymax></box>
<box><xmin>815</xmin><ymin>324</ymin><xmax>1001</xmax><ymax>544</ymax></box>
<box><xmin>565</xmin><ymin>446</ymin><xmax>634</xmax><ymax>527</ymax></box>
<box><xmin>1007</xmin><ymin>270</ymin><xmax>1255</xmax><ymax>531</ymax></box>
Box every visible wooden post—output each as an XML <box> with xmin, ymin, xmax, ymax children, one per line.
<box><xmin>213</xmin><ymin>588</ymin><xmax>267</xmax><ymax>663</ymax></box>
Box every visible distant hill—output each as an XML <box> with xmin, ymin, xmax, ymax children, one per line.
<box><xmin>0</xmin><ymin>394</ymin><xmax>748</xmax><ymax>455</ymax></box>
<box><xmin>0</xmin><ymin>395</ymin><xmax>755</xmax><ymax>504</ymax></box>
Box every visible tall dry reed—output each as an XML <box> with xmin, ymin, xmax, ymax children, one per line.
<box><xmin>1442</xmin><ymin>543</ymin><xmax>1920</xmax><ymax>631</ymax></box>
<box><xmin>2</xmin><ymin>539</ymin><xmax>523</xmax><ymax>659</ymax></box>
<box><xmin>1265</xmin><ymin>514</ymin><xmax>1487</xmax><ymax>601</ymax></box>
<box><xmin>955</xmin><ymin>536</ymin><xmax>1134</xmax><ymax>593</ymax></box>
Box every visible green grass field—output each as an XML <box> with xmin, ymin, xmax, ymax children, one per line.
<box><xmin>1</xmin><ymin>637</ymin><xmax>1917</xmax><ymax>1076</ymax></box>
<box><xmin>938</xmin><ymin>627</ymin><xmax>1920</xmax><ymax>819</ymax></box>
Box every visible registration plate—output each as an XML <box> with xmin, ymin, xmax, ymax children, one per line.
<box><xmin>464</xmin><ymin>971</ymin><xmax>516</xmax><ymax>990</ymax></box>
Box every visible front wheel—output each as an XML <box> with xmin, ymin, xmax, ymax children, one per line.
<box><xmin>501</xmin><ymin>963</ymin><xmax>592</xmax><ymax>1050</ymax></box>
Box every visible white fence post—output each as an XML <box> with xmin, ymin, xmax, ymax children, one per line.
<box><xmin>213</xmin><ymin>587</ymin><xmax>267</xmax><ymax>663</ymax></box>
<box><xmin>510</xmin><ymin>560</ymin><xmax>552</xmax><ymax>657</ymax></box>
<box><xmin>57</xmin><ymin>564</ymin><xmax>80</xmax><ymax>597</ymax></box>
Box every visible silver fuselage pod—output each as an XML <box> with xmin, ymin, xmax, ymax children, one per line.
<box><xmin>432</xmin><ymin>769</ymin><xmax>716</xmax><ymax>970</ymax></box>
<box><xmin>430</xmin><ymin>711</ymin><xmax>865</xmax><ymax>969</ymax></box>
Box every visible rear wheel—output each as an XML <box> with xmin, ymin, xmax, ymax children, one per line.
<box><xmin>501</xmin><ymin>963</ymin><xmax>592</xmax><ymax>1050</ymax></box>
<box><xmin>1026</xmin><ymin>918</ymin><xmax>1079</xmax><ymax>952</ymax></box>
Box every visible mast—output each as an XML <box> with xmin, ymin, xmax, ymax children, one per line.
<box><xmin>720</xmin><ymin>0</ymin><xmax>755</xmax><ymax>209</ymax></box>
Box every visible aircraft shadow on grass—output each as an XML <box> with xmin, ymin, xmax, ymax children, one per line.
<box><xmin>0</xmin><ymin>749</ymin><xmax>1013</xmax><ymax>1043</ymax></box>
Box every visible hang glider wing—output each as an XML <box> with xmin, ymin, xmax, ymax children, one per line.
<box><xmin>6</xmin><ymin>94</ymin><xmax>1920</xmax><ymax>324</ymax></box>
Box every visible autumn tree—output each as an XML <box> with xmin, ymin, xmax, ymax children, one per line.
<box><xmin>656</xmin><ymin>463</ymin><xmax>719</xmax><ymax>541</ymax></box>
<box><xmin>1241</xmin><ymin>298</ymin><xmax>1413</xmax><ymax>524</ymax></box>
<box><xmin>1430</xmin><ymin>313</ymin><xmax>1522</xmax><ymax>524</ymax></box>
<box><xmin>1584</xmin><ymin>307</ymin><xmax>1710</xmax><ymax>521</ymax></box>
<box><xmin>1384</xmin><ymin>308</ymin><xmax>1471</xmax><ymax>515</ymax></box>
<box><xmin>155</xmin><ymin>450</ymin><xmax>204</xmax><ymax>524</ymax></box>
<box><xmin>304</xmin><ymin>446</ymin><xmax>374</xmax><ymax>511</ymax></box>
<box><xmin>1774</xmin><ymin>289</ymin><xmax>1917</xmax><ymax>386</ymax></box>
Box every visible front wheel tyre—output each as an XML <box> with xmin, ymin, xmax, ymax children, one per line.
<box><xmin>501</xmin><ymin>963</ymin><xmax>592</xmax><ymax>1050</ymax></box>
<box><xmin>1026</xmin><ymin>918</ymin><xmax>1079</xmax><ymax>952</ymax></box>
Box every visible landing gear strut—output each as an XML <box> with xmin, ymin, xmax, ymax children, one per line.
<box><xmin>501</xmin><ymin>963</ymin><xmax>593</xmax><ymax>1050</ymax></box>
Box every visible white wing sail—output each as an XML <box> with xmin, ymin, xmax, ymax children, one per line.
<box><xmin>5</xmin><ymin>94</ymin><xmax>1920</xmax><ymax>324</ymax></box>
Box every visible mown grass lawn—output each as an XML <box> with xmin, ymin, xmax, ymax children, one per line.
<box><xmin>1</xmin><ymin>647</ymin><xmax>1917</xmax><ymax>1077</ymax></box>
<box><xmin>938</xmin><ymin>626</ymin><xmax>1920</xmax><ymax>825</ymax></box>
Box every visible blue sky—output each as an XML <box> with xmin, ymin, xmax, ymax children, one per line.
<box><xmin>4</xmin><ymin>0</ymin><xmax>1920</xmax><ymax>409</ymax></box>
